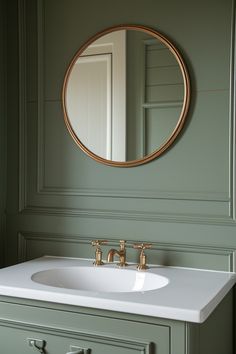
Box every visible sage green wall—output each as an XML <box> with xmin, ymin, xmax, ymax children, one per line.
<box><xmin>4</xmin><ymin>0</ymin><xmax>236</xmax><ymax>350</ymax></box>
<box><xmin>5</xmin><ymin>0</ymin><xmax>236</xmax><ymax>272</ymax></box>
<box><xmin>6</xmin><ymin>0</ymin><xmax>236</xmax><ymax>268</ymax></box>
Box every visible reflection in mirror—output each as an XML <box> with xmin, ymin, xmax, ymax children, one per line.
<box><xmin>62</xmin><ymin>25</ymin><xmax>190</xmax><ymax>167</ymax></box>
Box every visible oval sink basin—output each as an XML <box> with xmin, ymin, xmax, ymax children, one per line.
<box><xmin>31</xmin><ymin>266</ymin><xmax>169</xmax><ymax>293</ymax></box>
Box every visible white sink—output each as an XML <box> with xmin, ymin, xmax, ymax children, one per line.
<box><xmin>0</xmin><ymin>256</ymin><xmax>235</xmax><ymax>322</ymax></box>
<box><xmin>31</xmin><ymin>266</ymin><xmax>169</xmax><ymax>293</ymax></box>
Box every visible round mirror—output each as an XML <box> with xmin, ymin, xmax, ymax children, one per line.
<box><xmin>62</xmin><ymin>25</ymin><xmax>190</xmax><ymax>167</ymax></box>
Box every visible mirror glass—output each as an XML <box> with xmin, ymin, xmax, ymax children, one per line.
<box><xmin>62</xmin><ymin>25</ymin><xmax>190</xmax><ymax>167</ymax></box>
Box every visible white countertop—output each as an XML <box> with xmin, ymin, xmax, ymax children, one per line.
<box><xmin>0</xmin><ymin>256</ymin><xmax>235</xmax><ymax>323</ymax></box>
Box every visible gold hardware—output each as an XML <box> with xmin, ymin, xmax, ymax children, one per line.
<box><xmin>133</xmin><ymin>243</ymin><xmax>152</xmax><ymax>270</ymax></box>
<box><xmin>91</xmin><ymin>240</ymin><xmax>107</xmax><ymax>266</ymax></box>
<box><xmin>107</xmin><ymin>240</ymin><xmax>127</xmax><ymax>267</ymax></box>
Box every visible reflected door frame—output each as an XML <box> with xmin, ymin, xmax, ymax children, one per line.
<box><xmin>81</xmin><ymin>30</ymin><xmax>127</xmax><ymax>161</ymax></box>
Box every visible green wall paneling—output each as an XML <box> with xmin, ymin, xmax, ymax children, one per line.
<box><xmin>18</xmin><ymin>1</ymin><xmax>230</xmax><ymax>217</ymax></box>
<box><xmin>4</xmin><ymin>0</ymin><xmax>236</xmax><ymax>351</ymax></box>
<box><xmin>6</xmin><ymin>0</ymin><xmax>19</xmax><ymax>217</ymax></box>
<box><xmin>10</xmin><ymin>0</ymin><xmax>234</xmax><ymax>241</ymax></box>
<box><xmin>5</xmin><ymin>0</ymin><xmax>234</xmax><ymax>265</ymax></box>
<box><xmin>17</xmin><ymin>0</ymin><xmax>233</xmax><ymax>221</ymax></box>
<box><xmin>16</xmin><ymin>231</ymin><xmax>235</xmax><ymax>272</ymax></box>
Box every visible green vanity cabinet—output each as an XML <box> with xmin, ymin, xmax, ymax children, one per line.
<box><xmin>0</xmin><ymin>291</ymin><xmax>233</xmax><ymax>354</ymax></box>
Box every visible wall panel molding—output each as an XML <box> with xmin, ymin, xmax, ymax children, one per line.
<box><xmin>18</xmin><ymin>0</ymin><xmax>236</xmax><ymax>226</ymax></box>
<box><xmin>18</xmin><ymin>231</ymin><xmax>236</xmax><ymax>272</ymax></box>
<box><xmin>36</xmin><ymin>0</ymin><xmax>46</xmax><ymax>195</ymax></box>
<box><xmin>230</xmin><ymin>0</ymin><xmax>236</xmax><ymax>221</ymax></box>
<box><xmin>18</xmin><ymin>0</ymin><xmax>27</xmax><ymax>212</ymax></box>
<box><xmin>20</xmin><ymin>204</ymin><xmax>235</xmax><ymax>226</ymax></box>
<box><xmin>38</xmin><ymin>186</ymin><xmax>228</xmax><ymax>201</ymax></box>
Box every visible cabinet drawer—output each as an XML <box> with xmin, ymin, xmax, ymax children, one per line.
<box><xmin>0</xmin><ymin>301</ymin><xmax>171</xmax><ymax>354</ymax></box>
<box><xmin>0</xmin><ymin>321</ymin><xmax>169</xmax><ymax>354</ymax></box>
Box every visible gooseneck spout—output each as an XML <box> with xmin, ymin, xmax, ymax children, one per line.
<box><xmin>107</xmin><ymin>240</ymin><xmax>127</xmax><ymax>267</ymax></box>
<box><xmin>107</xmin><ymin>249</ymin><xmax>120</xmax><ymax>263</ymax></box>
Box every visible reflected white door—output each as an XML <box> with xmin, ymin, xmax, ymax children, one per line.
<box><xmin>68</xmin><ymin>54</ymin><xmax>112</xmax><ymax>159</ymax></box>
<box><xmin>67</xmin><ymin>31</ymin><xmax>126</xmax><ymax>161</ymax></box>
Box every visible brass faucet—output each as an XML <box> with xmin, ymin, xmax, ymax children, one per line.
<box><xmin>133</xmin><ymin>243</ymin><xmax>152</xmax><ymax>270</ymax></box>
<box><xmin>107</xmin><ymin>240</ymin><xmax>127</xmax><ymax>267</ymax></box>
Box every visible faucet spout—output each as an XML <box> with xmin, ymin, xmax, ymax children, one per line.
<box><xmin>107</xmin><ymin>249</ymin><xmax>120</xmax><ymax>263</ymax></box>
<box><xmin>107</xmin><ymin>240</ymin><xmax>127</xmax><ymax>267</ymax></box>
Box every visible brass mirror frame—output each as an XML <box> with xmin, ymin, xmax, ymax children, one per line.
<box><xmin>62</xmin><ymin>24</ymin><xmax>191</xmax><ymax>167</ymax></box>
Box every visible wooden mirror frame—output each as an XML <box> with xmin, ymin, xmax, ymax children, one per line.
<box><xmin>62</xmin><ymin>24</ymin><xmax>191</xmax><ymax>167</ymax></box>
